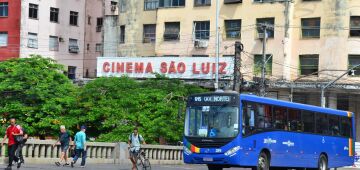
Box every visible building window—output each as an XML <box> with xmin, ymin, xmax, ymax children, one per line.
<box><xmin>194</xmin><ymin>21</ymin><xmax>210</xmax><ymax>40</ymax></box>
<box><xmin>69</xmin><ymin>39</ymin><xmax>79</xmax><ymax>53</ymax></box>
<box><xmin>163</xmin><ymin>55</ymin><xmax>179</xmax><ymax>57</ymax></box>
<box><xmin>0</xmin><ymin>2</ymin><xmax>8</xmax><ymax>17</ymax></box>
<box><xmin>70</xmin><ymin>11</ymin><xmax>78</xmax><ymax>26</ymax></box>
<box><xmin>192</xmin><ymin>55</ymin><xmax>209</xmax><ymax>57</ymax></box>
<box><xmin>350</xmin><ymin>16</ymin><xmax>360</xmax><ymax>37</ymax></box>
<box><xmin>95</xmin><ymin>43</ymin><xmax>102</xmax><ymax>52</ymax></box>
<box><xmin>299</xmin><ymin>55</ymin><xmax>319</xmax><ymax>75</ymax></box>
<box><xmin>68</xmin><ymin>66</ymin><xmax>76</xmax><ymax>80</ymax></box>
<box><xmin>256</xmin><ymin>18</ymin><xmax>274</xmax><ymax>38</ymax></box>
<box><xmin>120</xmin><ymin>0</ymin><xmax>126</xmax><ymax>12</ymax></box>
<box><xmin>87</xmin><ymin>44</ymin><xmax>90</xmax><ymax>51</ymax></box>
<box><xmin>348</xmin><ymin>55</ymin><xmax>360</xmax><ymax>76</ymax></box>
<box><xmin>194</xmin><ymin>0</ymin><xmax>211</xmax><ymax>6</ymax></box>
<box><xmin>164</xmin><ymin>22</ymin><xmax>180</xmax><ymax>41</ymax></box>
<box><xmin>145</xmin><ymin>0</ymin><xmax>159</xmax><ymax>10</ymax></box>
<box><xmin>301</xmin><ymin>17</ymin><xmax>320</xmax><ymax>38</ymax></box>
<box><xmin>159</xmin><ymin>0</ymin><xmax>185</xmax><ymax>8</ymax></box>
<box><xmin>27</xmin><ymin>33</ymin><xmax>38</xmax><ymax>49</ymax></box>
<box><xmin>29</xmin><ymin>3</ymin><xmax>38</xmax><ymax>19</ymax></box>
<box><xmin>96</xmin><ymin>18</ymin><xmax>103</xmax><ymax>32</ymax></box>
<box><xmin>225</xmin><ymin>20</ymin><xmax>241</xmax><ymax>39</ymax></box>
<box><xmin>88</xmin><ymin>16</ymin><xmax>91</xmax><ymax>25</ymax></box>
<box><xmin>120</xmin><ymin>25</ymin><xmax>125</xmax><ymax>44</ymax></box>
<box><xmin>111</xmin><ymin>1</ymin><xmax>118</xmax><ymax>11</ymax></box>
<box><xmin>143</xmin><ymin>24</ymin><xmax>156</xmax><ymax>43</ymax></box>
<box><xmin>0</xmin><ymin>32</ymin><xmax>8</xmax><ymax>47</ymax></box>
<box><xmin>49</xmin><ymin>36</ymin><xmax>59</xmax><ymax>51</ymax></box>
<box><xmin>224</xmin><ymin>0</ymin><xmax>242</xmax><ymax>4</ymax></box>
<box><xmin>254</xmin><ymin>54</ymin><xmax>272</xmax><ymax>76</ymax></box>
<box><xmin>50</xmin><ymin>7</ymin><xmax>59</xmax><ymax>23</ymax></box>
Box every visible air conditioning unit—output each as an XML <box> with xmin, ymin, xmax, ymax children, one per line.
<box><xmin>194</xmin><ymin>40</ymin><xmax>209</xmax><ymax>48</ymax></box>
<box><xmin>258</xmin><ymin>33</ymin><xmax>266</xmax><ymax>39</ymax></box>
<box><xmin>69</xmin><ymin>46</ymin><xmax>79</xmax><ymax>53</ymax></box>
<box><xmin>111</xmin><ymin>5</ymin><xmax>117</xmax><ymax>11</ymax></box>
<box><xmin>59</xmin><ymin>37</ymin><xmax>64</xmax><ymax>42</ymax></box>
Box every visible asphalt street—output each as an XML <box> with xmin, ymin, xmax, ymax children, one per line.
<box><xmin>0</xmin><ymin>164</ymin><xmax>356</xmax><ymax>170</ymax></box>
<box><xmin>0</xmin><ymin>164</ymin><xmax>250</xmax><ymax>170</ymax></box>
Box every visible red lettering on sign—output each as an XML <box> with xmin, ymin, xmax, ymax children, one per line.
<box><xmin>193</xmin><ymin>63</ymin><xmax>200</xmax><ymax>74</ymax></box>
<box><xmin>111</xmin><ymin>62</ymin><xmax>115</xmax><ymax>73</ymax></box>
<box><xmin>117</xmin><ymin>62</ymin><xmax>124</xmax><ymax>73</ymax></box>
<box><xmin>168</xmin><ymin>61</ymin><xmax>176</xmax><ymax>74</ymax></box>
<box><xmin>145</xmin><ymin>63</ymin><xmax>153</xmax><ymax>73</ymax></box>
<box><xmin>177</xmin><ymin>62</ymin><xmax>186</xmax><ymax>73</ymax></box>
<box><xmin>103</xmin><ymin>62</ymin><xmax>110</xmax><ymax>73</ymax></box>
<box><xmin>160</xmin><ymin>62</ymin><xmax>167</xmax><ymax>73</ymax></box>
<box><xmin>126</xmin><ymin>62</ymin><xmax>133</xmax><ymax>73</ymax></box>
<box><xmin>219</xmin><ymin>62</ymin><xmax>227</xmax><ymax>74</ymax></box>
<box><xmin>135</xmin><ymin>62</ymin><xmax>144</xmax><ymax>73</ymax></box>
<box><xmin>201</xmin><ymin>62</ymin><xmax>210</xmax><ymax>74</ymax></box>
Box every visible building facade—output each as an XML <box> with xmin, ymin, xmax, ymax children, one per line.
<box><xmin>104</xmin><ymin>0</ymin><xmax>360</xmax><ymax>140</ymax></box>
<box><xmin>0</xmin><ymin>0</ymin><xmax>21</xmax><ymax>61</ymax></box>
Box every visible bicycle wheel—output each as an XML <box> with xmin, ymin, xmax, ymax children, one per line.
<box><xmin>142</xmin><ymin>159</ymin><xmax>151</xmax><ymax>170</ymax></box>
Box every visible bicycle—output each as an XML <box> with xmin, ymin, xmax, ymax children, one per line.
<box><xmin>131</xmin><ymin>149</ymin><xmax>151</xmax><ymax>170</ymax></box>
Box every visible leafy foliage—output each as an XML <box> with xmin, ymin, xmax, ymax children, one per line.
<box><xmin>0</xmin><ymin>55</ymin><xmax>78</xmax><ymax>136</ymax></box>
<box><xmin>0</xmin><ymin>56</ymin><xmax>207</xmax><ymax>143</ymax></box>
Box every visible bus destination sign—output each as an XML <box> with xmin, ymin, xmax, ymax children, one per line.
<box><xmin>188</xmin><ymin>94</ymin><xmax>239</xmax><ymax>106</ymax></box>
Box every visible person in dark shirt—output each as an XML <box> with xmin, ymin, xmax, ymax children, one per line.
<box><xmin>53</xmin><ymin>125</ymin><xmax>71</xmax><ymax>166</ymax></box>
<box><xmin>16</xmin><ymin>126</ymin><xmax>28</xmax><ymax>164</ymax></box>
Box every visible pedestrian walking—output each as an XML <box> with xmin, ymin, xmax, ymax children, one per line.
<box><xmin>1</xmin><ymin>118</ymin><xmax>23</xmax><ymax>169</ymax></box>
<box><xmin>71</xmin><ymin>125</ymin><xmax>87</xmax><ymax>168</ymax></box>
<box><xmin>53</xmin><ymin>125</ymin><xmax>71</xmax><ymax>166</ymax></box>
<box><xmin>16</xmin><ymin>126</ymin><xmax>28</xmax><ymax>164</ymax></box>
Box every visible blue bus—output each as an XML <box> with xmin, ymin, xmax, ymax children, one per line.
<box><xmin>183</xmin><ymin>92</ymin><xmax>355</xmax><ymax>170</ymax></box>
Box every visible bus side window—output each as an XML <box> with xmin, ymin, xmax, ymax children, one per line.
<box><xmin>316</xmin><ymin>113</ymin><xmax>329</xmax><ymax>135</ymax></box>
<box><xmin>340</xmin><ymin>117</ymin><xmax>352</xmax><ymax>138</ymax></box>
<box><xmin>242</xmin><ymin>102</ymin><xmax>255</xmax><ymax>136</ymax></box>
<box><xmin>288</xmin><ymin>109</ymin><xmax>302</xmax><ymax>132</ymax></box>
<box><xmin>329</xmin><ymin>115</ymin><xmax>340</xmax><ymax>136</ymax></box>
<box><xmin>302</xmin><ymin>110</ymin><xmax>315</xmax><ymax>133</ymax></box>
<box><xmin>273</xmin><ymin>106</ymin><xmax>287</xmax><ymax>130</ymax></box>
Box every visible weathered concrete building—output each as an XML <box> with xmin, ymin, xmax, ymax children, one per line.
<box><xmin>103</xmin><ymin>0</ymin><xmax>360</xmax><ymax>140</ymax></box>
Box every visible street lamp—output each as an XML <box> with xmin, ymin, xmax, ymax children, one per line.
<box><xmin>320</xmin><ymin>64</ymin><xmax>360</xmax><ymax>108</ymax></box>
<box><xmin>214</xmin><ymin>0</ymin><xmax>220</xmax><ymax>90</ymax></box>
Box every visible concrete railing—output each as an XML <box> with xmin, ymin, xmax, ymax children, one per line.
<box><xmin>0</xmin><ymin>139</ymin><xmax>183</xmax><ymax>165</ymax></box>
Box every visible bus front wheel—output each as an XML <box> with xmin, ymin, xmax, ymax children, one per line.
<box><xmin>207</xmin><ymin>164</ymin><xmax>223</xmax><ymax>170</ymax></box>
<box><xmin>317</xmin><ymin>154</ymin><xmax>328</xmax><ymax>170</ymax></box>
<box><xmin>252</xmin><ymin>152</ymin><xmax>270</xmax><ymax>170</ymax></box>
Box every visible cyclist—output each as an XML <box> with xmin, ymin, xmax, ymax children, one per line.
<box><xmin>128</xmin><ymin>127</ymin><xmax>146</xmax><ymax>170</ymax></box>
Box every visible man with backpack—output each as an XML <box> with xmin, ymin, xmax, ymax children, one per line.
<box><xmin>53</xmin><ymin>125</ymin><xmax>71</xmax><ymax>166</ymax></box>
<box><xmin>1</xmin><ymin>118</ymin><xmax>23</xmax><ymax>169</ymax></box>
<box><xmin>71</xmin><ymin>125</ymin><xmax>87</xmax><ymax>168</ymax></box>
<box><xmin>128</xmin><ymin>127</ymin><xmax>146</xmax><ymax>170</ymax></box>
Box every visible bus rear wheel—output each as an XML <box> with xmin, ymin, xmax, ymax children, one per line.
<box><xmin>252</xmin><ymin>152</ymin><xmax>270</xmax><ymax>170</ymax></box>
<box><xmin>207</xmin><ymin>164</ymin><xmax>223</xmax><ymax>170</ymax></box>
<box><xmin>317</xmin><ymin>154</ymin><xmax>328</xmax><ymax>170</ymax></box>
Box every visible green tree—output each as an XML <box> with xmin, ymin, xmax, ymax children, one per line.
<box><xmin>76</xmin><ymin>76</ymin><xmax>206</xmax><ymax>144</ymax></box>
<box><xmin>0</xmin><ymin>55</ymin><xmax>78</xmax><ymax>136</ymax></box>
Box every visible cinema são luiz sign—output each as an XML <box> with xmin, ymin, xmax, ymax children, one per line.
<box><xmin>97</xmin><ymin>57</ymin><xmax>234</xmax><ymax>79</ymax></box>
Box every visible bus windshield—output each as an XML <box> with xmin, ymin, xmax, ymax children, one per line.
<box><xmin>185</xmin><ymin>106</ymin><xmax>239</xmax><ymax>138</ymax></box>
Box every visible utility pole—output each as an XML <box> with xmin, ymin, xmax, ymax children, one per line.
<box><xmin>320</xmin><ymin>64</ymin><xmax>360</xmax><ymax>107</ymax></box>
<box><xmin>259</xmin><ymin>24</ymin><xmax>268</xmax><ymax>97</ymax></box>
<box><xmin>233</xmin><ymin>41</ymin><xmax>243</xmax><ymax>92</ymax></box>
<box><xmin>215</xmin><ymin>0</ymin><xmax>220</xmax><ymax>90</ymax></box>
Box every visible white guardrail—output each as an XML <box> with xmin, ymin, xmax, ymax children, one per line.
<box><xmin>0</xmin><ymin>139</ymin><xmax>183</xmax><ymax>165</ymax></box>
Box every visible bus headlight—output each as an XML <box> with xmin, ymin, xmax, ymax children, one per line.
<box><xmin>224</xmin><ymin>146</ymin><xmax>240</xmax><ymax>156</ymax></box>
<box><xmin>184</xmin><ymin>146</ymin><xmax>192</xmax><ymax>155</ymax></box>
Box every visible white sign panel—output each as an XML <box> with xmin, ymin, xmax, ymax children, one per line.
<box><xmin>97</xmin><ymin>57</ymin><xmax>234</xmax><ymax>79</ymax></box>
<box><xmin>355</xmin><ymin>142</ymin><xmax>360</xmax><ymax>168</ymax></box>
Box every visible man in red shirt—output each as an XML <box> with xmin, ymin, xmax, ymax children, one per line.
<box><xmin>1</xmin><ymin>118</ymin><xmax>23</xmax><ymax>169</ymax></box>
